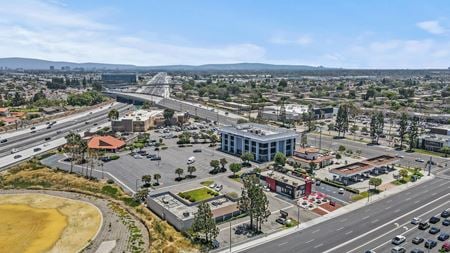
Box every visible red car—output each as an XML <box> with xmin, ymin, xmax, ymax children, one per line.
<box><xmin>443</xmin><ymin>242</ymin><xmax>450</xmax><ymax>252</ymax></box>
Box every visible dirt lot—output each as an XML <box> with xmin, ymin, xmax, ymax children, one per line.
<box><xmin>0</xmin><ymin>193</ymin><xmax>102</xmax><ymax>253</ymax></box>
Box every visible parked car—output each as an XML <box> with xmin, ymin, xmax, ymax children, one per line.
<box><xmin>443</xmin><ymin>219</ymin><xmax>450</xmax><ymax>226</ymax></box>
<box><xmin>438</xmin><ymin>233</ymin><xmax>450</xmax><ymax>241</ymax></box>
<box><xmin>33</xmin><ymin>148</ymin><xmax>41</xmax><ymax>152</ymax></box>
<box><xmin>410</xmin><ymin>249</ymin><xmax>424</xmax><ymax>253</ymax></box>
<box><xmin>415</xmin><ymin>158</ymin><xmax>425</xmax><ymax>163</ymax></box>
<box><xmin>430</xmin><ymin>216</ymin><xmax>441</xmax><ymax>224</ymax></box>
<box><xmin>419</xmin><ymin>221</ymin><xmax>430</xmax><ymax>230</ymax></box>
<box><xmin>429</xmin><ymin>227</ymin><xmax>441</xmax><ymax>234</ymax></box>
<box><xmin>442</xmin><ymin>210</ymin><xmax>450</xmax><ymax>218</ymax></box>
<box><xmin>150</xmin><ymin>156</ymin><xmax>161</xmax><ymax>161</ymax></box>
<box><xmin>425</xmin><ymin>239</ymin><xmax>437</xmax><ymax>249</ymax></box>
<box><xmin>390</xmin><ymin>246</ymin><xmax>405</xmax><ymax>253</ymax></box>
<box><xmin>276</xmin><ymin>217</ymin><xmax>287</xmax><ymax>225</ymax></box>
<box><xmin>412</xmin><ymin>237</ymin><xmax>424</xmax><ymax>244</ymax></box>
<box><xmin>442</xmin><ymin>242</ymin><xmax>450</xmax><ymax>252</ymax></box>
<box><xmin>411</xmin><ymin>217</ymin><xmax>421</xmax><ymax>225</ymax></box>
<box><xmin>193</xmin><ymin>149</ymin><xmax>202</xmax><ymax>153</ymax></box>
<box><xmin>392</xmin><ymin>235</ymin><xmax>406</xmax><ymax>245</ymax></box>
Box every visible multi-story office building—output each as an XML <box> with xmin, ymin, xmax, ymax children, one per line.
<box><xmin>219</xmin><ymin>123</ymin><xmax>299</xmax><ymax>162</ymax></box>
<box><xmin>418</xmin><ymin>125</ymin><xmax>450</xmax><ymax>152</ymax></box>
<box><xmin>111</xmin><ymin>110</ymin><xmax>162</xmax><ymax>132</ymax></box>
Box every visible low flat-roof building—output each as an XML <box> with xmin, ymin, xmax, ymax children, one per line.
<box><xmin>330</xmin><ymin>155</ymin><xmax>399</xmax><ymax>185</ymax></box>
<box><xmin>260</xmin><ymin>170</ymin><xmax>312</xmax><ymax>199</ymax></box>
<box><xmin>290</xmin><ymin>147</ymin><xmax>334</xmax><ymax>168</ymax></box>
<box><xmin>111</xmin><ymin>109</ymin><xmax>162</xmax><ymax>132</ymax></box>
<box><xmin>219</xmin><ymin>123</ymin><xmax>299</xmax><ymax>162</ymax></box>
<box><xmin>147</xmin><ymin>191</ymin><xmax>241</xmax><ymax>232</ymax></box>
<box><xmin>259</xmin><ymin>104</ymin><xmax>337</xmax><ymax>122</ymax></box>
<box><xmin>418</xmin><ymin>125</ymin><xmax>450</xmax><ymax>152</ymax></box>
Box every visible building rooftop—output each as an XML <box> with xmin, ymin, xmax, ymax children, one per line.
<box><xmin>116</xmin><ymin>109</ymin><xmax>162</xmax><ymax>121</ymax></box>
<box><xmin>220</xmin><ymin>123</ymin><xmax>298</xmax><ymax>141</ymax></box>
<box><xmin>330</xmin><ymin>155</ymin><xmax>398</xmax><ymax>177</ymax></box>
<box><xmin>261</xmin><ymin>170</ymin><xmax>306</xmax><ymax>187</ymax></box>
<box><xmin>88</xmin><ymin>135</ymin><xmax>126</xmax><ymax>150</ymax></box>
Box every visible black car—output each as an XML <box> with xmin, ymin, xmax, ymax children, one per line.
<box><xmin>443</xmin><ymin>219</ymin><xmax>450</xmax><ymax>226</ymax></box>
<box><xmin>424</xmin><ymin>239</ymin><xmax>437</xmax><ymax>249</ymax></box>
<box><xmin>45</xmin><ymin>137</ymin><xmax>51</xmax><ymax>141</ymax></box>
<box><xmin>210</xmin><ymin>239</ymin><xmax>220</xmax><ymax>249</ymax></box>
<box><xmin>146</xmin><ymin>154</ymin><xmax>156</xmax><ymax>159</ymax></box>
<box><xmin>33</xmin><ymin>148</ymin><xmax>41</xmax><ymax>152</ymax></box>
<box><xmin>13</xmin><ymin>154</ymin><xmax>22</xmax><ymax>159</ymax></box>
<box><xmin>46</xmin><ymin>125</ymin><xmax>52</xmax><ymax>129</ymax></box>
<box><xmin>429</xmin><ymin>216</ymin><xmax>441</xmax><ymax>224</ymax></box>
<box><xmin>419</xmin><ymin>222</ymin><xmax>430</xmax><ymax>230</ymax></box>
<box><xmin>438</xmin><ymin>233</ymin><xmax>450</xmax><ymax>241</ymax></box>
<box><xmin>150</xmin><ymin>156</ymin><xmax>161</xmax><ymax>161</ymax></box>
<box><xmin>441</xmin><ymin>210</ymin><xmax>450</xmax><ymax>218</ymax></box>
<box><xmin>0</xmin><ymin>139</ymin><xmax>7</xmax><ymax>143</ymax></box>
<box><xmin>410</xmin><ymin>249</ymin><xmax>424</xmax><ymax>253</ymax></box>
<box><xmin>429</xmin><ymin>227</ymin><xmax>440</xmax><ymax>234</ymax></box>
<box><xmin>193</xmin><ymin>149</ymin><xmax>202</xmax><ymax>153</ymax></box>
<box><xmin>412</xmin><ymin>237</ymin><xmax>424</xmax><ymax>244</ymax></box>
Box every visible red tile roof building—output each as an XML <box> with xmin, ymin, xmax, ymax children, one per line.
<box><xmin>87</xmin><ymin>135</ymin><xmax>125</xmax><ymax>151</ymax></box>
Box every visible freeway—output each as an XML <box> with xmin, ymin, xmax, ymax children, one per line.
<box><xmin>240</xmin><ymin>176</ymin><xmax>450</xmax><ymax>253</ymax></box>
<box><xmin>0</xmin><ymin>102</ymin><xmax>132</xmax><ymax>160</ymax></box>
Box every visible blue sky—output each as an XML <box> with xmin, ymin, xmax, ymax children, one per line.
<box><xmin>0</xmin><ymin>0</ymin><xmax>449</xmax><ymax>68</ymax></box>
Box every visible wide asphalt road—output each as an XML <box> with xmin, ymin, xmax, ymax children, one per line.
<box><xmin>0</xmin><ymin>103</ymin><xmax>132</xmax><ymax>157</ymax></box>
<box><xmin>243</xmin><ymin>177</ymin><xmax>450</xmax><ymax>253</ymax></box>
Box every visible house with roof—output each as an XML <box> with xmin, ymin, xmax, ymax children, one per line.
<box><xmin>87</xmin><ymin>135</ymin><xmax>126</xmax><ymax>152</ymax></box>
<box><xmin>290</xmin><ymin>146</ymin><xmax>334</xmax><ymax>168</ymax></box>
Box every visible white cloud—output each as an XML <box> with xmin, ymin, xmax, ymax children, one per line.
<box><xmin>417</xmin><ymin>20</ymin><xmax>447</xmax><ymax>35</ymax></box>
<box><xmin>0</xmin><ymin>0</ymin><xmax>266</xmax><ymax>65</ymax></box>
<box><xmin>269</xmin><ymin>34</ymin><xmax>312</xmax><ymax>45</ymax></box>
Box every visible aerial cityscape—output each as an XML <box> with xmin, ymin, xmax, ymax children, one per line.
<box><xmin>0</xmin><ymin>1</ymin><xmax>449</xmax><ymax>253</ymax></box>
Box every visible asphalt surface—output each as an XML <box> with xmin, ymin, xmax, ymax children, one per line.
<box><xmin>0</xmin><ymin>103</ymin><xmax>132</xmax><ymax>158</ymax></box>
<box><xmin>307</xmin><ymin>133</ymin><xmax>449</xmax><ymax>170</ymax></box>
<box><xmin>242</xmin><ymin>176</ymin><xmax>450</xmax><ymax>253</ymax></box>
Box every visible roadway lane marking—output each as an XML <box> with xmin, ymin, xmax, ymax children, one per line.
<box><xmin>439</xmin><ymin>182</ymin><xmax>447</xmax><ymax>187</ymax></box>
<box><xmin>322</xmin><ymin>193</ymin><xmax>450</xmax><ymax>253</ymax></box>
<box><xmin>432</xmin><ymin>192</ymin><xmax>438</xmax><ymax>196</ymax></box>
<box><xmin>405</xmin><ymin>192</ymin><xmax>411</xmax><ymax>195</ymax></box>
<box><xmin>337</xmin><ymin>227</ymin><xmax>345</xmax><ymax>231</ymax></box>
<box><xmin>348</xmin><ymin>200</ymin><xmax>450</xmax><ymax>253</ymax></box>
<box><xmin>414</xmin><ymin>200</ymin><xmax>420</xmax><ymax>204</ymax></box>
<box><xmin>371</xmin><ymin>219</ymin><xmax>379</xmax><ymax>224</ymax></box>
<box><xmin>385</xmin><ymin>206</ymin><xmax>391</xmax><ymax>210</ymax></box>
<box><xmin>340</xmin><ymin>218</ymin><xmax>348</xmax><ymax>222</ymax></box>
<box><xmin>405</xmin><ymin>197</ymin><xmax>412</xmax><ymax>201</ymax></box>
<box><xmin>278</xmin><ymin>242</ymin><xmax>288</xmax><ymax>247</ymax></box>
<box><xmin>362</xmin><ymin>215</ymin><xmax>371</xmax><ymax>220</ymax></box>
<box><xmin>345</xmin><ymin>231</ymin><xmax>352</xmax><ymax>235</ymax></box>
<box><xmin>312</xmin><ymin>229</ymin><xmax>320</xmax><ymax>234</ymax></box>
<box><xmin>394</xmin><ymin>209</ymin><xmax>401</xmax><ymax>213</ymax></box>
<box><xmin>314</xmin><ymin>243</ymin><xmax>323</xmax><ymax>249</ymax></box>
<box><xmin>304</xmin><ymin>239</ymin><xmax>315</xmax><ymax>244</ymax></box>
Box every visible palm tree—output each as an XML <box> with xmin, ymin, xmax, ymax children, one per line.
<box><xmin>153</xmin><ymin>174</ymin><xmax>161</xmax><ymax>185</ymax></box>
<box><xmin>175</xmin><ymin>168</ymin><xmax>184</xmax><ymax>180</ymax></box>
<box><xmin>108</xmin><ymin>109</ymin><xmax>119</xmax><ymax>120</ymax></box>
<box><xmin>65</xmin><ymin>132</ymin><xmax>81</xmax><ymax>173</ymax></box>
<box><xmin>78</xmin><ymin>139</ymin><xmax>88</xmax><ymax>175</ymax></box>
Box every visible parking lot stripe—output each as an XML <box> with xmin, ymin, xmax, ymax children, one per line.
<box><xmin>278</xmin><ymin>242</ymin><xmax>288</xmax><ymax>247</ymax></box>
<box><xmin>312</xmin><ymin>229</ymin><xmax>320</xmax><ymax>234</ymax></box>
<box><xmin>314</xmin><ymin>243</ymin><xmax>323</xmax><ymax>249</ymax></box>
<box><xmin>345</xmin><ymin>231</ymin><xmax>353</xmax><ymax>235</ymax></box>
<box><xmin>337</xmin><ymin>227</ymin><xmax>345</xmax><ymax>231</ymax></box>
<box><xmin>304</xmin><ymin>239</ymin><xmax>315</xmax><ymax>244</ymax></box>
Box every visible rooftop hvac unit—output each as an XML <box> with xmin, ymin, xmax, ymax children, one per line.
<box><xmin>183</xmin><ymin>212</ymin><xmax>190</xmax><ymax>217</ymax></box>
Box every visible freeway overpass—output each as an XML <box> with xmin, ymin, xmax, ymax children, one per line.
<box><xmin>104</xmin><ymin>91</ymin><xmax>246</xmax><ymax>125</ymax></box>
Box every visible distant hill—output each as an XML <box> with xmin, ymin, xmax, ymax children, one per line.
<box><xmin>0</xmin><ymin>57</ymin><xmax>327</xmax><ymax>71</ymax></box>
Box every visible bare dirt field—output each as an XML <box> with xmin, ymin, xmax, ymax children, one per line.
<box><xmin>0</xmin><ymin>193</ymin><xmax>102</xmax><ymax>253</ymax></box>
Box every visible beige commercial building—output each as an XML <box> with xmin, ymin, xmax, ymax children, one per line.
<box><xmin>111</xmin><ymin>109</ymin><xmax>162</xmax><ymax>132</ymax></box>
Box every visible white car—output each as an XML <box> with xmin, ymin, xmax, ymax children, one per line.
<box><xmin>391</xmin><ymin>235</ymin><xmax>406</xmax><ymax>245</ymax></box>
<box><xmin>411</xmin><ymin>217</ymin><xmax>421</xmax><ymax>225</ymax></box>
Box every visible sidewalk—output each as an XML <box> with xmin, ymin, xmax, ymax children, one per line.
<box><xmin>218</xmin><ymin>174</ymin><xmax>435</xmax><ymax>253</ymax></box>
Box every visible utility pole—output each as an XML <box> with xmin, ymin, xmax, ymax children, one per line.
<box><xmin>297</xmin><ymin>204</ymin><xmax>300</xmax><ymax>228</ymax></box>
<box><xmin>428</xmin><ymin>156</ymin><xmax>432</xmax><ymax>176</ymax></box>
<box><xmin>319</xmin><ymin>127</ymin><xmax>322</xmax><ymax>151</ymax></box>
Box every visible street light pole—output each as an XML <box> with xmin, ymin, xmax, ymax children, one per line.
<box><xmin>297</xmin><ymin>204</ymin><xmax>300</xmax><ymax>228</ymax></box>
<box><xmin>229</xmin><ymin>220</ymin><xmax>232</xmax><ymax>252</ymax></box>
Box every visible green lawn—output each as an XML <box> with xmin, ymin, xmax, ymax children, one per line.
<box><xmin>413</xmin><ymin>148</ymin><xmax>446</xmax><ymax>158</ymax></box>
<box><xmin>200</xmin><ymin>180</ymin><xmax>214</xmax><ymax>187</ymax></box>
<box><xmin>178</xmin><ymin>187</ymin><xmax>218</xmax><ymax>202</ymax></box>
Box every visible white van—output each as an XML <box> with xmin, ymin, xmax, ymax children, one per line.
<box><xmin>187</xmin><ymin>156</ymin><xmax>195</xmax><ymax>164</ymax></box>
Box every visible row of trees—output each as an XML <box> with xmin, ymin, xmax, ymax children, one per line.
<box><xmin>397</xmin><ymin>113</ymin><xmax>420</xmax><ymax>151</ymax></box>
<box><xmin>141</xmin><ymin>174</ymin><xmax>162</xmax><ymax>186</ymax></box>
<box><xmin>64</xmin><ymin>132</ymin><xmax>100</xmax><ymax>178</ymax></box>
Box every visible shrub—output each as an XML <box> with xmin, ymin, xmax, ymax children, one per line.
<box><xmin>106</xmin><ymin>179</ymin><xmax>115</xmax><ymax>184</ymax></box>
<box><xmin>338</xmin><ymin>145</ymin><xmax>346</xmax><ymax>152</ymax></box>
<box><xmin>161</xmin><ymin>146</ymin><xmax>168</xmax><ymax>150</ymax></box>
<box><xmin>101</xmin><ymin>185</ymin><xmax>119</xmax><ymax>197</ymax></box>
<box><xmin>110</xmin><ymin>155</ymin><xmax>120</xmax><ymax>160</ymax></box>
<box><xmin>335</xmin><ymin>153</ymin><xmax>342</xmax><ymax>159</ymax></box>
